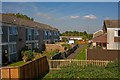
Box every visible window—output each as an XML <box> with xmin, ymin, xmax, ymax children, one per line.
<box><xmin>9</xmin><ymin>27</ymin><xmax>18</xmax><ymax>35</ymax></box>
<box><xmin>114</xmin><ymin>29</ymin><xmax>120</xmax><ymax>37</ymax></box>
<box><xmin>26</xmin><ymin>28</ymin><xmax>32</xmax><ymax>40</ymax></box>
<box><xmin>44</xmin><ymin>30</ymin><xmax>48</xmax><ymax>36</ymax></box>
<box><xmin>56</xmin><ymin>32</ymin><xmax>59</xmax><ymax>36</ymax></box>
<box><xmin>34</xmin><ymin>29</ymin><xmax>39</xmax><ymax>36</ymax></box>
<box><xmin>0</xmin><ymin>26</ymin><xmax>3</xmax><ymax>34</ymax></box>
<box><xmin>118</xmin><ymin>30</ymin><xmax>120</xmax><ymax>36</ymax></box>
<box><xmin>9</xmin><ymin>44</ymin><xmax>16</xmax><ymax>54</ymax></box>
<box><xmin>48</xmin><ymin>31</ymin><xmax>52</xmax><ymax>36</ymax></box>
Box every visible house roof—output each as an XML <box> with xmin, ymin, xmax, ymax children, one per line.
<box><xmin>60</xmin><ymin>36</ymin><xmax>82</xmax><ymax>39</ymax></box>
<box><xmin>92</xmin><ymin>33</ymin><xmax>107</xmax><ymax>43</ymax></box>
<box><xmin>104</xmin><ymin>20</ymin><xmax>120</xmax><ymax>28</ymax></box>
<box><xmin>93</xmin><ymin>29</ymin><xmax>103</xmax><ymax>38</ymax></box>
<box><xmin>0</xmin><ymin>13</ymin><xmax>58</xmax><ymax>31</ymax></box>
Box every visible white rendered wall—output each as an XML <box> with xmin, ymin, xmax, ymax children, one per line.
<box><xmin>107</xmin><ymin>28</ymin><xmax>120</xmax><ymax>50</ymax></box>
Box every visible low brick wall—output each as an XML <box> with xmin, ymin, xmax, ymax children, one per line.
<box><xmin>87</xmin><ymin>49</ymin><xmax>120</xmax><ymax>61</ymax></box>
<box><xmin>1</xmin><ymin>56</ymin><xmax>49</xmax><ymax>79</ymax></box>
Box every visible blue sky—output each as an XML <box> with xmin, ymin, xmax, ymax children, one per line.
<box><xmin>2</xmin><ymin>2</ymin><xmax>118</xmax><ymax>33</ymax></box>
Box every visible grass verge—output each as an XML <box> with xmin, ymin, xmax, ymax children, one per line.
<box><xmin>75</xmin><ymin>45</ymin><xmax>87</xmax><ymax>60</ymax></box>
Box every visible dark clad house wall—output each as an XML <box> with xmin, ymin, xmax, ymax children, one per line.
<box><xmin>16</xmin><ymin>27</ymin><xmax>26</xmax><ymax>52</ymax></box>
<box><xmin>38</xmin><ymin>29</ymin><xmax>44</xmax><ymax>51</ymax></box>
<box><xmin>2</xmin><ymin>26</ymin><xmax>8</xmax><ymax>43</ymax></box>
<box><xmin>1</xmin><ymin>13</ymin><xmax>60</xmax><ymax>64</ymax></box>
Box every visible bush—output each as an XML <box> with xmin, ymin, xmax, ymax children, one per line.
<box><xmin>21</xmin><ymin>50</ymin><xmax>33</xmax><ymax>62</ymax></box>
<box><xmin>33</xmin><ymin>52</ymin><xmax>42</xmax><ymax>60</ymax></box>
<box><xmin>61</xmin><ymin>44</ymin><xmax>71</xmax><ymax>50</ymax></box>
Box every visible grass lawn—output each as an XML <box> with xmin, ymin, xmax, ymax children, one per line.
<box><xmin>43</xmin><ymin>61</ymin><xmax>119</xmax><ymax>79</ymax></box>
<box><xmin>8</xmin><ymin>61</ymin><xmax>26</xmax><ymax>66</ymax></box>
<box><xmin>75</xmin><ymin>45</ymin><xmax>87</xmax><ymax>60</ymax></box>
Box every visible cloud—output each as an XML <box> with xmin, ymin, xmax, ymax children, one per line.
<box><xmin>70</xmin><ymin>16</ymin><xmax>80</xmax><ymax>19</ymax></box>
<box><xmin>36</xmin><ymin>12</ymin><xmax>52</xmax><ymax>19</ymax></box>
<box><xmin>83</xmin><ymin>14</ymin><xmax>97</xmax><ymax>20</ymax></box>
<box><xmin>104</xmin><ymin>17</ymin><xmax>110</xmax><ymax>20</ymax></box>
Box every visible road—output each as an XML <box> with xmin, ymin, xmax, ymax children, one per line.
<box><xmin>67</xmin><ymin>44</ymin><xmax>85</xmax><ymax>59</ymax></box>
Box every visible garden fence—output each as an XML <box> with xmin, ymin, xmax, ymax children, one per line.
<box><xmin>48</xmin><ymin>59</ymin><xmax>112</xmax><ymax>69</ymax></box>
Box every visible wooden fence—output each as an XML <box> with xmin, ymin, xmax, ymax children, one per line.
<box><xmin>48</xmin><ymin>59</ymin><xmax>111</xmax><ymax>69</ymax></box>
<box><xmin>0</xmin><ymin>56</ymin><xmax>49</xmax><ymax>79</ymax></box>
<box><xmin>87</xmin><ymin>49</ymin><xmax>119</xmax><ymax>61</ymax></box>
<box><xmin>52</xmin><ymin>44</ymin><xmax>78</xmax><ymax>60</ymax></box>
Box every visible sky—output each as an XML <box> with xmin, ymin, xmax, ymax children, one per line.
<box><xmin>2</xmin><ymin>2</ymin><xmax>118</xmax><ymax>33</ymax></box>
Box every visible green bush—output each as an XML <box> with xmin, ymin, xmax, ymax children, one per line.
<box><xmin>61</xmin><ymin>44</ymin><xmax>71</xmax><ymax>50</ymax></box>
<box><xmin>21</xmin><ymin>50</ymin><xmax>33</xmax><ymax>62</ymax></box>
<box><xmin>42</xmin><ymin>49</ymin><xmax>59</xmax><ymax>59</ymax></box>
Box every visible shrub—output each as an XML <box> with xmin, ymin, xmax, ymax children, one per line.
<box><xmin>21</xmin><ymin>50</ymin><xmax>33</xmax><ymax>62</ymax></box>
<box><xmin>61</xmin><ymin>44</ymin><xmax>71</xmax><ymax>50</ymax></box>
<box><xmin>33</xmin><ymin>52</ymin><xmax>42</xmax><ymax>60</ymax></box>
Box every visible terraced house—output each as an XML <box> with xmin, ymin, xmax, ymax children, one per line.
<box><xmin>0</xmin><ymin>13</ymin><xmax>59</xmax><ymax>66</ymax></box>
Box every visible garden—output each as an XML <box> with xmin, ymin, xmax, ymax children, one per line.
<box><xmin>75</xmin><ymin>45</ymin><xmax>87</xmax><ymax>60</ymax></box>
<box><xmin>43</xmin><ymin>61</ymin><xmax>119</xmax><ymax>79</ymax></box>
<box><xmin>8</xmin><ymin>50</ymin><xmax>43</xmax><ymax>66</ymax></box>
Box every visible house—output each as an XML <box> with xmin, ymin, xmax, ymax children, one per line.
<box><xmin>60</xmin><ymin>36</ymin><xmax>82</xmax><ymax>40</ymax></box>
<box><xmin>93</xmin><ymin>29</ymin><xmax>103</xmax><ymax>38</ymax></box>
<box><xmin>92</xmin><ymin>33</ymin><xmax>107</xmax><ymax>49</ymax></box>
<box><xmin>103</xmin><ymin>20</ymin><xmax>120</xmax><ymax>50</ymax></box>
<box><xmin>92</xmin><ymin>20</ymin><xmax>120</xmax><ymax>50</ymax></box>
<box><xmin>0</xmin><ymin>13</ymin><xmax>59</xmax><ymax>65</ymax></box>
<box><xmin>68</xmin><ymin>39</ymin><xmax>75</xmax><ymax>44</ymax></box>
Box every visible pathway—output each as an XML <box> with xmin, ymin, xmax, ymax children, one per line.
<box><xmin>67</xmin><ymin>44</ymin><xmax>85</xmax><ymax>59</ymax></box>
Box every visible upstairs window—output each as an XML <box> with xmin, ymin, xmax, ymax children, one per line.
<box><xmin>26</xmin><ymin>28</ymin><xmax>32</xmax><ymax>40</ymax></box>
<box><xmin>114</xmin><ymin>29</ymin><xmax>120</xmax><ymax>37</ymax></box>
<box><xmin>44</xmin><ymin>30</ymin><xmax>48</xmax><ymax>36</ymax></box>
<box><xmin>34</xmin><ymin>29</ymin><xmax>39</xmax><ymax>36</ymax></box>
<box><xmin>9</xmin><ymin>27</ymin><xmax>18</xmax><ymax>35</ymax></box>
<box><xmin>48</xmin><ymin>31</ymin><xmax>52</xmax><ymax>36</ymax></box>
